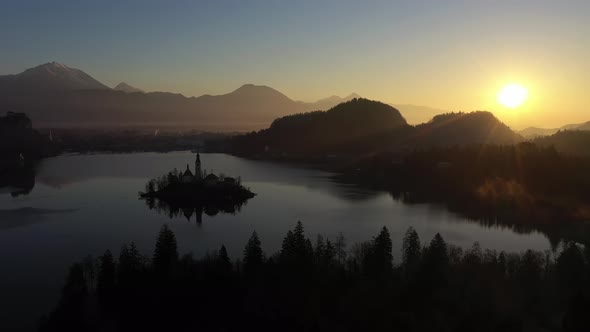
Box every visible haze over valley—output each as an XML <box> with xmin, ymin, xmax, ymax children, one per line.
<box><xmin>0</xmin><ymin>62</ymin><xmax>462</xmax><ymax>130</ymax></box>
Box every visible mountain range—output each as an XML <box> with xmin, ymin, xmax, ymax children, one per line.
<box><xmin>519</xmin><ymin>121</ymin><xmax>590</xmax><ymax>138</ymax></box>
<box><xmin>0</xmin><ymin>62</ymin><xmax>367</xmax><ymax>130</ymax></box>
<box><xmin>0</xmin><ymin>62</ymin><xmax>448</xmax><ymax>130</ymax></box>
<box><xmin>0</xmin><ymin>62</ymin><xmax>110</xmax><ymax>92</ymax></box>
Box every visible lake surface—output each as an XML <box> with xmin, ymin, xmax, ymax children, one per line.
<box><xmin>0</xmin><ymin>152</ymin><xmax>552</xmax><ymax>331</ymax></box>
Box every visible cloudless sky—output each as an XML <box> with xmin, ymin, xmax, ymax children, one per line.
<box><xmin>1</xmin><ymin>0</ymin><xmax>588</xmax><ymax>128</ymax></box>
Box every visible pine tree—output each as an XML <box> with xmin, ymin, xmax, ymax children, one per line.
<box><xmin>402</xmin><ymin>227</ymin><xmax>421</xmax><ymax>277</ymax></box>
<box><xmin>128</xmin><ymin>242</ymin><xmax>141</xmax><ymax>270</ymax></box>
<box><xmin>153</xmin><ymin>224</ymin><xmax>178</xmax><ymax>278</ymax></box>
<box><xmin>118</xmin><ymin>244</ymin><xmax>130</xmax><ymax>284</ymax></box>
<box><xmin>324</xmin><ymin>239</ymin><xmax>336</xmax><ymax>266</ymax></box>
<box><xmin>293</xmin><ymin>221</ymin><xmax>306</xmax><ymax>250</ymax></box>
<box><xmin>97</xmin><ymin>250</ymin><xmax>116</xmax><ymax>302</ymax></box>
<box><xmin>243</xmin><ymin>231</ymin><xmax>264</xmax><ymax>273</ymax></box>
<box><xmin>280</xmin><ymin>221</ymin><xmax>313</xmax><ymax>267</ymax></box>
<box><xmin>280</xmin><ymin>230</ymin><xmax>296</xmax><ymax>262</ymax></box>
<box><xmin>334</xmin><ymin>232</ymin><xmax>347</xmax><ymax>264</ymax></box>
<box><xmin>427</xmin><ymin>233</ymin><xmax>448</xmax><ymax>265</ymax></box>
<box><xmin>371</xmin><ymin>226</ymin><xmax>393</xmax><ymax>274</ymax></box>
<box><xmin>314</xmin><ymin>234</ymin><xmax>326</xmax><ymax>264</ymax></box>
<box><xmin>305</xmin><ymin>238</ymin><xmax>314</xmax><ymax>261</ymax></box>
<box><xmin>119</xmin><ymin>242</ymin><xmax>143</xmax><ymax>286</ymax></box>
<box><xmin>556</xmin><ymin>242</ymin><xmax>585</xmax><ymax>289</ymax></box>
<box><xmin>422</xmin><ymin>233</ymin><xmax>449</xmax><ymax>287</ymax></box>
<box><xmin>218</xmin><ymin>245</ymin><xmax>232</xmax><ymax>272</ymax></box>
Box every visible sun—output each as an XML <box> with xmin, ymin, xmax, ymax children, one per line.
<box><xmin>498</xmin><ymin>83</ymin><xmax>528</xmax><ymax>109</ymax></box>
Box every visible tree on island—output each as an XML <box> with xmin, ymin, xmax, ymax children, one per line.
<box><xmin>139</xmin><ymin>161</ymin><xmax>256</xmax><ymax>223</ymax></box>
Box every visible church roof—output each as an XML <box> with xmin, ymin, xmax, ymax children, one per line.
<box><xmin>204</xmin><ymin>173</ymin><xmax>218</xmax><ymax>181</ymax></box>
<box><xmin>183</xmin><ymin>164</ymin><xmax>193</xmax><ymax>177</ymax></box>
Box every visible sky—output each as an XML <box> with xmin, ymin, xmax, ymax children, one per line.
<box><xmin>0</xmin><ymin>0</ymin><xmax>588</xmax><ymax>128</ymax></box>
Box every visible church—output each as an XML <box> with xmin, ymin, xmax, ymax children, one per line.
<box><xmin>181</xmin><ymin>153</ymin><xmax>203</xmax><ymax>183</ymax></box>
<box><xmin>179</xmin><ymin>152</ymin><xmax>234</xmax><ymax>186</ymax></box>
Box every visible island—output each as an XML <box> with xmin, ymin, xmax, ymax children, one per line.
<box><xmin>139</xmin><ymin>153</ymin><xmax>255</xmax><ymax>222</ymax></box>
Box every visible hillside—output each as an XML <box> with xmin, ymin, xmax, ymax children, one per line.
<box><xmin>519</xmin><ymin>121</ymin><xmax>590</xmax><ymax>138</ymax></box>
<box><xmin>533</xmin><ymin>130</ymin><xmax>590</xmax><ymax>156</ymax></box>
<box><xmin>229</xmin><ymin>109</ymin><xmax>523</xmax><ymax>160</ymax></box>
<box><xmin>519</xmin><ymin>127</ymin><xmax>559</xmax><ymax>138</ymax></box>
<box><xmin>0</xmin><ymin>112</ymin><xmax>56</xmax><ymax>170</ymax></box>
<box><xmin>192</xmin><ymin>84</ymin><xmax>302</xmax><ymax>123</ymax></box>
<box><xmin>230</xmin><ymin>98</ymin><xmax>410</xmax><ymax>156</ymax></box>
<box><xmin>411</xmin><ymin>112</ymin><xmax>523</xmax><ymax>146</ymax></box>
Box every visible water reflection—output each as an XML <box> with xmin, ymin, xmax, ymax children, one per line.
<box><xmin>382</xmin><ymin>186</ymin><xmax>590</xmax><ymax>249</ymax></box>
<box><xmin>141</xmin><ymin>196</ymin><xmax>251</xmax><ymax>224</ymax></box>
<box><xmin>3</xmin><ymin>152</ymin><xmax>588</xmax><ymax>248</ymax></box>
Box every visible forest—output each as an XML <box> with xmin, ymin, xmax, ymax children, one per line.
<box><xmin>341</xmin><ymin>143</ymin><xmax>590</xmax><ymax>228</ymax></box>
<box><xmin>533</xmin><ymin>130</ymin><xmax>590</xmax><ymax>157</ymax></box>
<box><xmin>228</xmin><ymin>100</ymin><xmax>522</xmax><ymax>159</ymax></box>
<box><xmin>0</xmin><ymin>112</ymin><xmax>56</xmax><ymax>170</ymax></box>
<box><xmin>40</xmin><ymin>222</ymin><xmax>590</xmax><ymax>332</ymax></box>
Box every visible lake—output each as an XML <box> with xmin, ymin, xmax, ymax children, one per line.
<box><xmin>0</xmin><ymin>152</ymin><xmax>552</xmax><ymax>331</ymax></box>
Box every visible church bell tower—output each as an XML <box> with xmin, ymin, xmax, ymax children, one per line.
<box><xmin>195</xmin><ymin>152</ymin><xmax>202</xmax><ymax>180</ymax></box>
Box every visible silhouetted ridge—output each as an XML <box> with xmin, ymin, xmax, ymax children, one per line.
<box><xmin>230</xmin><ymin>83</ymin><xmax>287</xmax><ymax>97</ymax></box>
<box><xmin>303</xmin><ymin>92</ymin><xmax>363</xmax><ymax>111</ymax></box>
<box><xmin>0</xmin><ymin>62</ymin><xmax>110</xmax><ymax>93</ymax></box>
<box><xmin>114</xmin><ymin>82</ymin><xmax>144</xmax><ymax>93</ymax></box>
<box><xmin>413</xmin><ymin>111</ymin><xmax>522</xmax><ymax>146</ymax></box>
<box><xmin>534</xmin><ymin>130</ymin><xmax>590</xmax><ymax>156</ymax></box>
<box><xmin>0</xmin><ymin>63</ymin><xmax>386</xmax><ymax>128</ymax></box>
<box><xmin>230</xmin><ymin>109</ymin><xmax>523</xmax><ymax>159</ymax></box>
<box><xmin>519</xmin><ymin>120</ymin><xmax>590</xmax><ymax>138</ymax></box>
<box><xmin>571</xmin><ymin>121</ymin><xmax>590</xmax><ymax>131</ymax></box>
<box><xmin>231</xmin><ymin>98</ymin><xmax>410</xmax><ymax>156</ymax></box>
<box><xmin>271</xmin><ymin>98</ymin><xmax>406</xmax><ymax>129</ymax></box>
